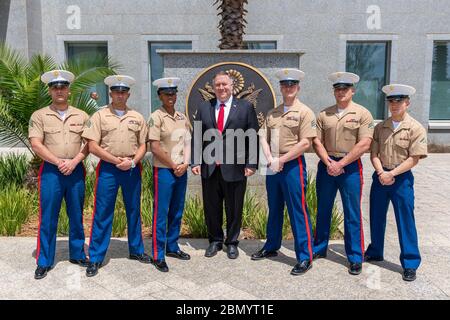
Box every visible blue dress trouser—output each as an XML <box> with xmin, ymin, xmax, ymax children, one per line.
<box><xmin>152</xmin><ymin>167</ymin><xmax>187</xmax><ymax>262</ymax></box>
<box><xmin>36</xmin><ymin>161</ymin><xmax>86</xmax><ymax>267</ymax></box>
<box><xmin>365</xmin><ymin>170</ymin><xmax>421</xmax><ymax>270</ymax></box>
<box><xmin>88</xmin><ymin>161</ymin><xmax>145</xmax><ymax>263</ymax></box>
<box><xmin>263</xmin><ymin>156</ymin><xmax>314</xmax><ymax>262</ymax></box>
<box><xmin>314</xmin><ymin>158</ymin><xmax>365</xmax><ymax>264</ymax></box>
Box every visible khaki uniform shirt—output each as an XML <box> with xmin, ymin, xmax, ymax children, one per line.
<box><xmin>82</xmin><ymin>105</ymin><xmax>148</xmax><ymax>157</ymax></box>
<box><xmin>28</xmin><ymin>106</ymin><xmax>88</xmax><ymax>159</ymax></box>
<box><xmin>316</xmin><ymin>102</ymin><xmax>374</xmax><ymax>156</ymax></box>
<box><xmin>147</xmin><ymin>107</ymin><xmax>191</xmax><ymax>168</ymax></box>
<box><xmin>260</xmin><ymin>99</ymin><xmax>317</xmax><ymax>157</ymax></box>
<box><xmin>371</xmin><ymin>114</ymin><xmax>428</xmax><ymax>169</ymax></box>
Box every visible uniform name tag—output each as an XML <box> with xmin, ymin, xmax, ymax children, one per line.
<box><xmin>176</xmin><ymin>115</ymin><xmax>184</xmax><ymax>120</ymax></box>
<box><xmin>128</xmin><ymin>120</ymin><xmax>139</xmax><ymax>125</ymax></box>
<box><xmin>286</xmin><ymin>116</ymin><xmax>299</xmax><ymax>121</ymax></box>
<box><xmin>346</xmin><ymin>119</ymin><xmax>358</xmax><ymax>123</ymax></box>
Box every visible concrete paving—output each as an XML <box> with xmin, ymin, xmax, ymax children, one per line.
<box><xmin>1</xmin><ymin>154</ymin><xmax>450</xmax><ymax>300</ymax></box>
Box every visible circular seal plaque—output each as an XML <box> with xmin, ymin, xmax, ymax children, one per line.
<box><xmin>186</xmin><ymin>62</ymin><xmax>276</xmax><ymax>128</ymax></box>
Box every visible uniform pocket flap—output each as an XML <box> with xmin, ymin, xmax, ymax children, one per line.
<box><xmin>102</xmin><ymin>124</ymin><xmax>117</xmax><ymax>131</ymax></box>
<box><xmin>127</xmin><ymin>123</ymin><xmax>140</xmax><ymax>131</ymax></box>
<box><xmin>69</xmin><ymin>126</ymin><xmax>83</xmax><ymax>133</ymax></box>
<box><xmin>343</xmin><ymin>122</ymin><xmax>360</xmax><ymax>130</ymax></box>
<box><xmin>43</xmin><ymin>126</ymin><xmax>61</xmax><ymax>134</ymax></box>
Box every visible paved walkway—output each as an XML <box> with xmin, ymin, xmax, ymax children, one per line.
<box><xmin>1</xmin><ymin>154</ymin><xmax>450</xmax><ymax>300</ymax></box>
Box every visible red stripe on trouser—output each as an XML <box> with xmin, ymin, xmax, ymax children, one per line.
<box><xmin>357</xmin><ymin>159</ymin><xmax>365</xmax><ymax>255</ymax></box>
<box><xmin>88</xmin><ymin>161</ymin><xmax>102</xmax><ymax>247</ymax></box>
<box><xmin>298</xmin><ymin>158</ymin><xmax>313</xmax><ymax>262</ymax></box>
<box><xmin>36</xmin><ymin>162</ymin><xmax>45</xmax><ymax>264</ymax></box>
<box><xmin>152</xmin><ymin>167</ymin><xmax>159</xmax><ymax>260</ymax></box>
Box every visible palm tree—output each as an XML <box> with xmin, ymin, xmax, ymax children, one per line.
<box><xmin>0</xmin><ymin>42</ymin><xmax>120</xmax><ymax>188</ymax></box>
<box><xmin>215</xmin><ymin>0</ymin><xmax>248</xmax><ymax>49</ymax></box>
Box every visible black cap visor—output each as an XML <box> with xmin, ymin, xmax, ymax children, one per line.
<box><xmin>280</xmin><ymin>80</ymin><xmax>299</xmax><ymax>86</ymax></box>
<box><xmin>110</xmin><ymin>86</ymin><xmax>130</xmax><ymax>92</ymax></box>
<box><xmin>333</xmin><ymin>83</ymin><xmax>353</xmax><ymax>89</ymax></box>
<box><xmin>386</xmin><ymin>95</ymin><xmax>409</xmax><ymax>102</ymax></box>
<box><xmin>158</xmin><ymin>87</ymin><xmax>178</xmax><ymax>95</ymax></box>
<box><xmin>48</xmin><ymin>81</ymin><xmax>70</xmax><ymax>88</ymax></box>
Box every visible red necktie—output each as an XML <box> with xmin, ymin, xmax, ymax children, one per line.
<box><xmin>217</xmin><ymin>103</ymin><xmax>225</xmax><ymax>133</ymax></box>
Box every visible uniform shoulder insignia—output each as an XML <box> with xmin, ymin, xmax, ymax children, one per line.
<box><xmin>368</xmin><ymin>121</ymin><xmax>375</xmax><ymax>129</ymax></box>
<box><xmin>311</xmin><ymin>119</ymin><xmax>317</xmax><ymax>129</ymax></box>
<box><xmin>86</xmin><ymin>119</ymin><xmax>92</xmax><ymax>128</ymax></box>
<box><xmin>148</xmin><ymin>118</ymin><xmax>155</xmax><ymax>128</ymax></box>
<box><xmin>420</xmin><ymin>137</ymin><xmax>427</xmax><ymax>144</ymax></box>
<box><xmin>29</xmin><ymin>118</ymin><xmax>33</xmax><ymax>128</ymax></box>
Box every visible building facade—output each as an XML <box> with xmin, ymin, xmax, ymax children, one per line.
<box><xmin>2</xmin><ymin>0</ymin><xmax>450</xmax><ymax>146</ymax></box>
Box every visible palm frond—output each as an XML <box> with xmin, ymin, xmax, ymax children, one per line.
<box><xmin>72</xmin><ymin>91</ymin><xmax>101</xmax><ymax>115</ymax></box>
<box><xmin>0</xmin><ymin>43</ymin><xmax>27</xmax><ymax>96</ymax></box>
<box><xmin>61</xmin><ymin>53</ymin><xmax>120</xmax><ymax>97</ymax></box>
<box><xmin>0</xmin><ymin>43</ymin><xmax>120</xmax><ymax>151</ymax></box>
<box><xmin>0</xmin><ymin>96</ymin><xmax>33</xmax><ymax>154</ymax></box>
<box><xmin>25</xmin><ymin>54</ymin><xmax>57</xmax><ymax>82</ymax></box>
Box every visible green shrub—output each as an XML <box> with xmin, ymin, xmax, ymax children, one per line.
<box><xmin>282</xmin><ymin>207</ymin><xmax>292</xmax><ymax>239</ymax></box>
<box><xmin>183</xmin><ymin>195</ymin><xmax>208</xmax><ymax>238</ymax></box>
<box><xmin>140</xmin><ymin>160</ymin><xmax>153</xmax><ymax>229</ymax></box>
<box><xmin>0</xmin><ymin>186</ymin><xmax>33</xmax><ymax>236</ymax></box>
<box><xmin>141</xmin><ymin>159</ymin><xmax>154</xmax><ymax>194</ymax></box>
<box><xmin>83</xmin><ymin>162</ymin><xmax>97</xmax><ymax>204</ymax></box>
<box><xmin>241</xmin><ymin>192</ymin><xmax>262</xmax><ymax>228</ymax></box>
<box><xmin>141</xmin><ymin>187</ymin><xmax>153</xmax><ymax>229</ymax></box>
<box><xmin>57</xmin><ymin>201</ymin><xmax>70</xmax><ymax>236</ymax></box>
<box><xmin>306</xmin><ymin>172</ymin><xmax>344</xmax><ymax>239</ymax></box>
<box><xmin>248</xmin><ymin>208</ymin><xmax>268</xmax><ymax>239</ymax></box>
<box><xmin>0</xmin><ymin>153</ymin><xmax>30</xmax><ymax>188</ymax></box>
<box><xmin>112</xmin><ymin>190</ymin><xmax>128</xmax><ymax>237</ymax></box>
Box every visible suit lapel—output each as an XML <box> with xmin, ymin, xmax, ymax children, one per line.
<box><xmin>223</xmin><ymin>97</ymin><xmax>238</xmax><ymax>131</ymax></box>
<box><xmin>209</xmin><ymin>99</ymin><xmax>218</xmax><ymax>129</ymax></box>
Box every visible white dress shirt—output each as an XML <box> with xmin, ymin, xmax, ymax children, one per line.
<box><xmin>215</xmin><ymin>95</ymin><xmax>234</xmax><ymax>126</ymax></box>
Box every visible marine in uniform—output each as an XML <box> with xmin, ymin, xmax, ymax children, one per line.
<box><xmin>82</xmin><ymin>75</ymin><xmax>152</xmax><ymax>277</ymax></box>
<box><xmin>147</xmin><ymin>77</ymin><xmax>191</xmax><ymax>273</ymax></box>
<box><xmin>364</xmin><ymin>84</ymin><xmax>427</xmax><ymax>282</ymax></box>
<box><xmin>251</xmin><ymin>69</ymin><xmax>316</xmax><ymax>275</ymax></box>
<box><xmin>313</xmin><ymin>72</ymin><xmax>374</xmax><ymax>275</ymax></box>
<box><xmin>29</xmin><ymin>70</ymin><xmax>89</xmax><ymax>279</ymax></box>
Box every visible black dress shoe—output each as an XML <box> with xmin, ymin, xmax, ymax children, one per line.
<box><xmin>153</xmin><ymin>260</ymin><xmax>169</xmax><ymax>272</ymax></box>
<box><xmin>166</xmin><ymin>250</ymin><xmax>191</xmax><ymax>260</ymax></box>
<box><xmin>291</xmin><ymin>260</ymin><xmax>312</xmax><ymax>275</ymax></box>
<box><xmin>402</xmin><ymin>269</ymin><xmax>416</xmax><ymax>282</ymax></box>
<box><xmin>86</xmin><ymin>262</ymin><xmax>101</xmax><ymax>277</ymax></box>
<box><xmin>313</xmin><ymin>252</ymin><xmax>327</xmax><ymax>260</ymax></box>
<box><xmin>348</xmin><ymin>262</ymin><xmax>362</xmax><ymax>275</ymax></box>
<box><xmin>226</xmin><ymin>245</ymin><xmax>239</xmax><ymax>259</ymax></box>
<box><xmin>251</xmin><ymin>249</ymin><xmax>278</xmax><ymax>261</ymax></box>
<box><xmin>34</xmin><ymin>266</ymin><xmax>51</xmax><ymax>280</ymax></box>
<box><xmin>205</xmin><ymin>242</ymin><xmax>223</xmax><ymax>257</ymax></box>
<box><xmin>129</xmin><ymin>253</ymin><xmax>152</xmax><ymax>264</ymax></box>
<box><xmin>69</xmin><ymin>258</ymin><xmax>89</xmax><ymax>267</ymax></box>
<box><xmin>364</xmin><ymin>254</ymin><xmax>384</xmax><ymax>262</ymax></box>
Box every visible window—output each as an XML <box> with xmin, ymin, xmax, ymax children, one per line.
<box><xmin>66</xmin><ymin>42</ymin><xmax>109</xmax><ymax>107</ymax></box>
<box><xmin>242</xmin><ymin>41</ymin><xmax>277</xmax><ymax>50</ymax></box>
<box><xmin>430</xmin><ymin>41</ymin><xmax>450</xmax><ymax>120</ymax></box>
<box><xmin>346</xmin><ymin>41</ymin><xmax>391</xmax><ymax>120</ymax></box>
<box><xmin>149</xmin><ymin>42</ymin><xmax>192</xmax><ymax>111</ymax></box>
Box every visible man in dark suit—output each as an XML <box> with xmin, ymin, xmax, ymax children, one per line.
<box><xmin>191</xmin><ymin>71</ymin><xmax>259</xmax><ymax>259</ymax></box>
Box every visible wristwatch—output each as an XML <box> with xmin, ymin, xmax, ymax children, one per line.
<box><xmin>131</xmin><ymin>159</ymin><xmax>136</xmax><ymax>169</ymax></box>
